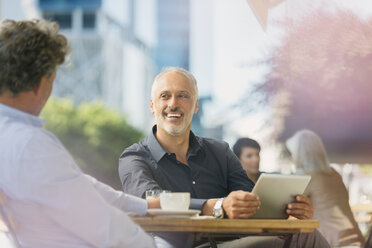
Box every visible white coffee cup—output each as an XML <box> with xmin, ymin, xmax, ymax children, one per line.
<box><xmin>160</xmin><ymin>192</ymin><xmax>190</xmax><ymax>211</ymax></box>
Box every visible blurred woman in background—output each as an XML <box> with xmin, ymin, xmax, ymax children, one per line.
<box><xmin>233</xmin><ymin>137</ymin><xmax>262</xmax><ymax>184</ymax></box>
<box><xmin>286</xmin><ymin>129</ymin><xmax>364</xmax><ymax>247</ymax></box>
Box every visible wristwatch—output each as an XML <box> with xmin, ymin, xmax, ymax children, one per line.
<box><xmin>213</xmin><ymin>198</ymin><xmax>225</xmax><ymax>218</ymax></box>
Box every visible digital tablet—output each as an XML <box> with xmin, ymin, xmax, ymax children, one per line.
<box><xmin>250</xmin><ymin>173</ymin><xmax>311</xmax><ymax>219</ymax></box>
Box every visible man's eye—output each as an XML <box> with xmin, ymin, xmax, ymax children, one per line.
<box><xmin>179</xmin><ymin>94</ymin><xmax>189</xmax><ymax>98</ymax></box>
<box><xmin>161</xmin><ymin>94</ymin><xmax>168</xmax><ymax>98</ymax></box>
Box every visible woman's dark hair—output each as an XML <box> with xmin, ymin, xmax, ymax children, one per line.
<box><xmin>233</xmin><ymin>138</ymin><xmax>261</xmax><ymax>158</ymax></box>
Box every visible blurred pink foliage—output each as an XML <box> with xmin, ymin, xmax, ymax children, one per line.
<box><xmin>260</xmin><ymin>10</ymin><xmax>372</xmax><ymax>115</ymax></box>
<box><xmin>255</xmin><ymin>10</ymin><xmax>372</xmax><ymax>161</ymax></box>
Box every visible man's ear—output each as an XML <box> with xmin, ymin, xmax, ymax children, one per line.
<box><xmin>32</xmin><ymin>81</ymin><xmax>43</xmax><ymax>96</ymax></box>
<box><xmin>33</xmin><ymin>75</ymin><xmax>50</xmax><ymax>96</ymax></box>
<box><xmin>194</xmin><ymin>99</ymin><xmax>199</xmax><ymax>114</ymax></box>
<box><xmin>150</xmin><ymin>99</ymin><xmax>155</xmax><ymax>114</ymax></box>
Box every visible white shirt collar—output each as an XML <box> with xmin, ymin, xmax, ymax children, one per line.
<box><xmin>0</xmin><ymin>103</ymin><xmax>45</xmax><ymax>128</ymax></box>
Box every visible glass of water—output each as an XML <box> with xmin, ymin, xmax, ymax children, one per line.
<box><xmin>145</xmin><ymin>189</ymin><xmax>170</xmax><ymax>200</ymax></box>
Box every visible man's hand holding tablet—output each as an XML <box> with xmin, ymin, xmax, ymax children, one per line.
<box><xmin>222</xmin><ymin>190</ymin><xmax>260</xmax><ymax>219</ymax></box>
<box><xmin>250</xmin><ymin>174</ymin><xmax>312</xmax><ymax>219</ymax></box>
<box><xmin>287</xmin><ymin>195</ymin><xmax>314</xmax><ymax>220</ymax></box>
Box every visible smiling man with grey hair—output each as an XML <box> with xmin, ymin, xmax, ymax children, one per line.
<box><xmin>150</xmin><ymin>66</ymin><xmax>199</xmax><ymax>137</ymax></box>
<box><xmin>119</xmin><ymin>67</ymin><xmax>329</xmax><ymax>247</ymax></box>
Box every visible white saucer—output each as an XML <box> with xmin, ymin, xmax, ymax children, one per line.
<box><xmin>147</xmin><ymin>209</ymin><xmax>201</xmax><ymax>218</ymax></box>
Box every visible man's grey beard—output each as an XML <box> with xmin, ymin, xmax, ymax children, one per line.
<box><xmin>160</xmin><ymin>121</ymin><xmax>186</xmax><ymax>136</ymax></box>
<box><xmin>155</xmin><ymin>115</ymin><xmax>186</xmax><ymax>136</ymax></box>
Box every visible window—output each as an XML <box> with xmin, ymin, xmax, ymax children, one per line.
<box><xmin>43</xmin><ymin>12</ymin><xmax>72</xmax><ymax>29</ymax></box>
<box><xmin>83</xmin><ymin>12</ymin><xmax>96</xmax><ymax>29</ymax></box>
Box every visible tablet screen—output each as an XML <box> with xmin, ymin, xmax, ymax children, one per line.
<box><xmin>251</xmin><ymin>173</ymin><xmax>311</xmax><ymax>219</ymax></box>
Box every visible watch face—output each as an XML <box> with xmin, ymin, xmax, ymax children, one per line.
<box><xmin>213</xmin><ymin>208</ymin><xmax>223</xmax><ymax>218</ymax></box>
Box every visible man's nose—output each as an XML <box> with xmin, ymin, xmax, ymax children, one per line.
<box><xmin>168</xmin><ymin>96</ymin><xmax>178</xmax><ymax>109</ymax></box>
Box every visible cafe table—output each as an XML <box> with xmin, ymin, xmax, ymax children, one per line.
<box><xmin>131</xmin><ymin>216</ymin><xmax>320</xmax><ymax>248</ymax></box>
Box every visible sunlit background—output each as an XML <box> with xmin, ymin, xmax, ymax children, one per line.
<box><xmin>1</xmin><ymin>0</ymin><xmax>372</xmax><ymax>245</ymax></box>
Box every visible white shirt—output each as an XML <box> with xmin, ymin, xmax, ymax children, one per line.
<box><xmin>0</xmin><ymin>103</ymin><xmax>155</xmax><ymax>248</ymax></box>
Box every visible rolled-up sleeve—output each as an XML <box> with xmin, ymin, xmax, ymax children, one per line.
<box><xmin>119</xmin><ymin>153</ymin><xmax>162</xmax><ymax>198</ymax></box>
<box><xmin>190</xmin><ymin>198</ymin><xmax>208</xmax><ymax>211</ymax></box>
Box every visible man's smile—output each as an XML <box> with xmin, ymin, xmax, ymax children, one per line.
<box><xmin>163</xmin><ymin>110</ymin><xmax>184</xmax><ymax>120</ymax></box>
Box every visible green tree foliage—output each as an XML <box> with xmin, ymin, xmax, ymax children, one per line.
<box><xmin>41</xmin><ymin>98</ymin><xmax>144</xmax><ymax>189</ymax></box>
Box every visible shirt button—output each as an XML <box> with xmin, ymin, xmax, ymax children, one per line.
<box><xmin>192</xmin><ymin>181</ymin><xmax>196</xmax><ymax>185</ymax></box>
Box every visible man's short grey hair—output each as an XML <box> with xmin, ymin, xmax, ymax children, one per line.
<box><xmin>151</xmin><ymin>67</ymin><xmax>198</xmax><ymax>99</ymax></box>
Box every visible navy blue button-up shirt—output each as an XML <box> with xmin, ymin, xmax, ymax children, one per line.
<box><xmin>119</xmin><ymin>125</ymin><xmax>254</xmax><ymax>211</ymax></box>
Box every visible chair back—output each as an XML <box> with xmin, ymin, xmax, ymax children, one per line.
<box><xmin>352</xmin><ymin>203</ymin><xmax>372</xmax><ymax>223</ymax></box>
<box><xmin>365</xmin><ymin>216</ymin><xmax>372</xmax><ymax>248</ymax></box>
<box><xmin>0</xmin><ymin>189</ymin><xmax>21</xmax><ymax>248</ymax></box>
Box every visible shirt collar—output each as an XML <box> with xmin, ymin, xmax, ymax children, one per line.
<box><xmin>0</xmin><ymin>103</ymin><xmax>45</xmax><ymax>128</ymax></box>
<box><xmin>147</xmin><ymin>125</ymin><xmax>203</xmax><ymax>162</ymax></box>
<box><xmin>188</xmin><ymin>131</ymin><xmax>203</xmax><ymax>157</ymax></box>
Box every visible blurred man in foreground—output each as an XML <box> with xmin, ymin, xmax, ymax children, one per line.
<box><xmin>0</xmin><ymin>19</ymin><xmax>156</xmax><ymax>248</ymax></box>
<box><xmin>119</xmin><ymin>67</ymin><xmax>329</xmax><ymax>248</ymax></box>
